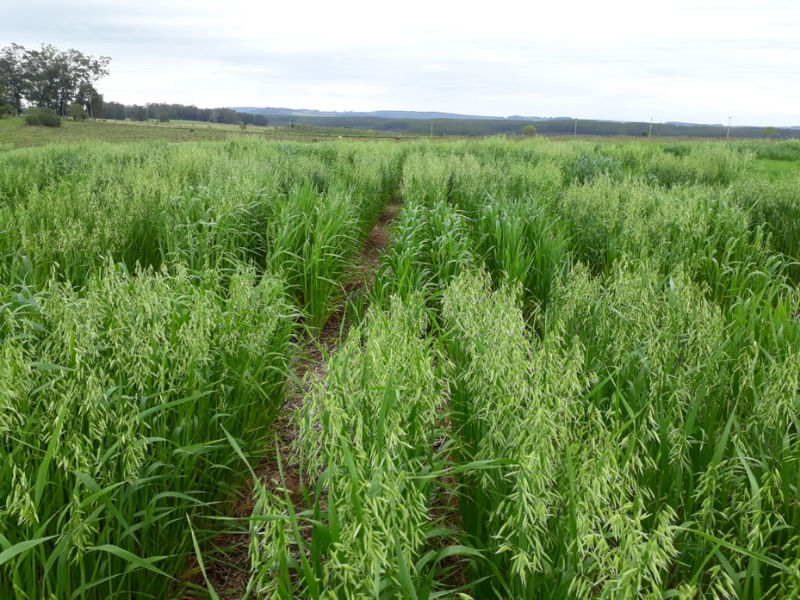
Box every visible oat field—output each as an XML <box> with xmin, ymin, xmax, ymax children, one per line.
<box><xmin>1</xmin><ymin>137</ymin><xmax>799</xmax><ymax>599</ymax></box>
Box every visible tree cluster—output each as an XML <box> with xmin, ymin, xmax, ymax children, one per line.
<box><xmin>102</xmin><ymin>102</ymin><xmax>270</xmax><ymax>126</ymax></box>
<box><xmin>0</xmin><ymin>43</ymin><xmax>110</xmax><ymax>118</ymax></box>
<box><xmin>24</xmin><ymin>107</ymin><xmax>61</xmax><ymax>127</ymax></box>
<box><xmin>264</xmin><ymin>114</ymin><xmax>800</xmax><ymax>140</ymax></box>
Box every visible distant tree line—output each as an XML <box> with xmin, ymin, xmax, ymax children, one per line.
<box><xmin>266</xmin><ymin>115</ymin><xmax>800</xmax><ymax>140</ymax></box>
<box><xmin>0</xmin><ymin>43</ymin><xmax>109</xmax><ymax>118</ymax></box>
<box><xmin>102</xmin><ymin>102</ymin><xmax>270</xmax><ymax>126</ymax></box>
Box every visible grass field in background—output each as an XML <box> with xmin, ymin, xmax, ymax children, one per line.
<box><xmin>9</xmin><ymin>117</ymin><xmax>800</xmax><ymax>151</ymax></box>
<box><xmin>0</xmin><ymin>117</ymin><xmax>426</xmax><ymax>149</ymax></box>
<box><xmin>0</xmin><ymin>117</ymin><xmax>257</xmax><ymax>148</ymax></box>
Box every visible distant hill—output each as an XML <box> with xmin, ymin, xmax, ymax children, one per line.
<box><xmin>234</xmin><ymin>108</ymin><xmax>794</xmax><ymax>131</ymax></box>
<box><xmin>232</xmin><ymin>107</ymin><xmax>497</xmax><ymax>120</ymax></box>
<box><xmin>666</xmin><ymin>121</ymin><xmax>713</xmax><ymax>127</ymax></box>
<box><xmin>256</xmin><ymin>114</ymin><xmax>800</xmax><ymax>139</ymax></box>
<box><xmin>231</xmin><ymin>107</ymin><xmax>578</xmax><ymax>121</ymax></box>
<box><xmin>229</xmin><ymin>106</ymin><xmax>800</xmax><ymax>139</ymax></box>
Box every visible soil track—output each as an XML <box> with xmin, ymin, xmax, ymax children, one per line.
<box><xmin>187</xmin><ymin>201</ymin><xmax>400</xmax><ymax>599</ymax></box>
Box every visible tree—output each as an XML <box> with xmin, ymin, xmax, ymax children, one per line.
<box><xmin>0</xmin><ymin>81</ymin><xmax>12</xmax><ymax>118</ymax></box>
<box><xmin>0</xmin><ymin>43</ymin><xmax>26</xmax><ymax>115</ymax></box>
<box><xmin>215</xmin><ymin>108</ymin><xmax>239</xmax><ymax>124</ymax></box>
<box><xmin>764</xmin><ymin>127</ymin><xmax>777</xmax><ymax>140</ymax></box>
<box><xmin>93</xmin><ymin>102</ymin><xmax>269</xmax><ymax>127</ymax></box>
<box><xmin>24</xmin><ymin>107</ymin><xmax>61</xmax><ymax>127</ymax></box>
<box><xmin>0</xmin><ymin>43</ymin><xmax>110</xmax><ymax>117</ymax></box>
<box><xmin>523</xmin><ymin>125</ymin><xmax>537</xmax><ymax>136</ymax></box>
<box><xmin>156</xmin><ymin>106</ymin><xmax>171</xmax><ymax>122</ymax></box>
<box><xmin>67</xmin><ymin>102</ymin><xmax>87</xmax><ymax>120</ymax></box>
<box><xmin>130</xmin><ymin>105</ymin><xmax>148</xmax><ymax>121</ymax></box>
<box><xmin>640</xmin><ymin>131</ymin><xmax>649</xmax><ymax>137</ymax></box>
<box><xmin>104</xmin><ymin>101</ymin><xmax>125</xmax><ymax>120</ymax></box>
<box><xmin>77</xmin><ymin>82</ymin><xmax>103</xmax><ymax>119</ymax></box>
<box><xmin>22</xmin><ymin>44</ymin><xmax>62</xmax><ymax>112</ymax></box>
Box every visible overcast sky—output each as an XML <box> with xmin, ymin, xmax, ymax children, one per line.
<box><xmin>3</xmin><ymin>0</ymin><xmax>799</xmax><ymax>126</ymax></box>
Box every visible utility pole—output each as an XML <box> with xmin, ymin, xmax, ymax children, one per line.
<box><xmin>649</xmin><ymin>118</ymin><xmax>653</xmax><ymax>137</ymax></box>
<box><xmin>727</xmin><ymin>116</ymin><xmax>732</xmax><ymax>138</ymax></box>
<box><xmin>574</xmin><ymin>118</ymin><xmax>577</xmax><ymax>136</ymax></box>
<box><xmin>430</xmin><ymin>121</ymin><xmax>433</xmax><ymax>138</ymax></box>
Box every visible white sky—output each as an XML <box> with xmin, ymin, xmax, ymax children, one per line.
<box><xmin>3</xmin><ymin>0</ymin><xmax>799</xmax><ymax>126</ymax></box>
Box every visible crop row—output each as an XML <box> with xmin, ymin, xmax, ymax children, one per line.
<box><xmin>0</xmin><ymin>139</ymin><xmax>402</xmax><ymax>597</ymax></box>
<box><xmin>0</xmin><ymin>137</ymin><xmax>798</xmax><ymax>598</ymax></box>
<box><xmin>251</xmin><ymin>141</ymin><xmax>800</xmax><ymax>598</ymax></box>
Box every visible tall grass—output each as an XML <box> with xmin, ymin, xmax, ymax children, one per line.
<box><xmin>0</xmin><ymin>262</ymin><xmax>296</xmax><ymax>598</ymax></box>
<box><xmin>373</xmin><ymin>197</ymin><xmax>474</xmax><ymax>308</ymax></box>
<box><xmin>441</xmin><ymin>270</ymin><xmax>584</xmax><ymax>597</ymax></box>
<box><xmin>3</xmin><ymin>135</ymin><xmax>800</xmax><ymax>598</ymax></box>
<box><xmin>267</xmin><ymin>184</ymin><xmax>360</xmax><ymax>331</ymax></box>
<box><xmin>435</xmin><ymin>262</ymin><xmax>800</xmax><ymax>598</ymax></box>
<box><xmin>0</xmin><ymin>139</ymin><xmax>402</xmax><ymax>292</ymax></box>
<box><xmin>471</xmin><ymin>197</ymin><xmax>568</xmax><ymax>314</ymax></box>
<box><xmin>733</xmin><ymin>173</ymin><xmax>800</xmax><ymax>279</ymax></box>
<box><xmin>550</xmin><ymin>261</ymin><xmax>800</xmax><ymax>598</ymax></box>
<box><xmin>369</xmin><ymin>139</ymin><xmax>800</xmax><ymax>597</ymax></box>
<box><xmin>250</xmin><ymin>294</ymin><xmax>463</xmax><ymax>597</ymax></box>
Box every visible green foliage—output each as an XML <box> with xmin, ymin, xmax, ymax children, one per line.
<box><xmin>442</xmin><ymin>270</ymin><xmax>584</xmax><ymax>596</ymax></box>
<box><xmin>646</xmin><ymin>143</ymin><xmax>754</xmax><ymax>186</ymax></box>
<box><xmin>0</xmin><ymin>43</ymin><xmax>110</xmax><ymax>117</ymax></box>
<box><xmin>0</xmin><ymin>263</ymin><xmax>296</xmax><ymax>598</ymax></box>
<box><xmin>523</xmin><ymin>124</ymin><xmax>537</xmax><ymax>136</ymax></box>
<box><xmin>265</xmin><ymin>113</ymin><xmax>800</xmax><ymax>139</ymax></box>
<box><xmin>67</xmin><ymin>102</ymin><xmax>87</xmax><ymax>120</ymax></box>
<box><xmin>564</xmin><ymin>151</ymin><xmax>623</xmax><ymax>184</ymax></box>
<box><xmin>267</xmin><ymin>184</ymin><xmax>361</xmax><ymax>331</ymax></box>
<box><xmin>103</xmin><ymin>101</ymin><xmax>125</xmax><ymax>120</ymax></box>
<box><xmin>24</xmin><ymin>107</ymin><xmax>61</xmax><ymax>127</ymax></box>
<box><xmin>251</xmin><ymin>294</ymin><xmax>458</xmax><ymax>597</ymax></box>
<box><xmin>0</xmin><ymin>137</ymin><xmax>409</xmax><ymax>597</ymax></box>
<box><xmin>741</xmin><ymin>139</ymin><xmax>800</xmax><ymax>161</ymax></box>
<box><xmin>733</xmin><ymin>172</ymin><xmax>800</xmax><ymax>277</ymax></box>
<box><xmin>2</xmin><ymin>135</ymin><xmax>800</xmax><ymax>599</ymax></box>
<box><xmin>556</xmin><ymin>176</ymin><xmax>750</xmax><ymax>274</ymax></box>
<box><xmin>131</xmin><ymin>105</ymin><xmax>148</xmax><ymax>121</ymax></box>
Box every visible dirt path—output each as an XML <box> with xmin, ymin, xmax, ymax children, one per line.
<box><xmin>188</xmin><ymin>202</ymin><xmax>400</xmax><ymax>599</ymax></box>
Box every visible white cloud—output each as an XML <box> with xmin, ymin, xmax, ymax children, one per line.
<box><xmin>2</xmin><ymin>0</ymin><xmax>798</xmax><ymax>125</ymax></box>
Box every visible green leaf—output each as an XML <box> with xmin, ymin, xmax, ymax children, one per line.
<box><xmin>34</xmin><ymin>403</ymin><xmax>67</xmax><ymax>509</ymax></box>
<box><xmin>87</xmin><ymin>545</ymin><xmax>173</xmax><ymax>579</ymax></box>
<box><xmin>0</xmin><ymin>535</ymin><xmax>57</xmax><ymax>567</ymax></box>
<box><xmin>188</xmin><ymin>515</ymin><xmax>220</xmax><ymax>600</ymax></box>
